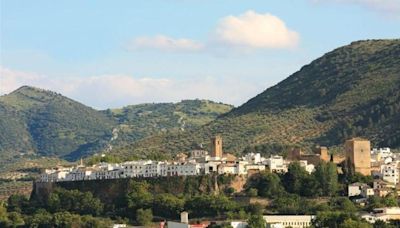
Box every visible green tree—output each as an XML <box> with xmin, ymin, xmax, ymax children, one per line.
<box><xmin>0</xmin><ymin>203</ymin><xmax>9</xmax><ymax>226</ymax></box>
<box><xmin>80</xmin><ymin>215</ymin><xmax>113</xmax><ymax>228</ymax></box>
<box><xmin>185</xmin><ymin>195</ymin><xmax>237</xmax><ymax>217</ymax></box>
<box><xmin>7</xmin><ymin>212</ymin><xmax>25</xmax><ymax>227</ymax></box>
<box><xmin>247</xmin><ymin>188</ymin><xmax>258</xmax><ymax>197</ymax></box>
<box><xmin>330</xmin><ymin>197</ymin><xmax>357</xmax><ymax>213</ymax></box>
<box><xmin>7</xmin><ymin>194</ymin><xmax>29</xmax><ymax>213</ymax></box>
<box><xmin>29</xmin><ymin>209</ymin><xmax>53</xmax><ymax>228</ymax></box>
<box><xmin>283</xmin><ymin>162</ymin><xmax>309</xmax><ymax>195</ymax></box>
<box><xmin>374</xmin><ymin>220</ymin><xmax>396</xmax><ymax>228</ymax></box>
<box><xmin>153</xmin><ymin>193</ymin><xmax>184</xmax><ymax>219</ymax></box>
<box><xmin>247</xmin><ymin>171</ymin><xmax>284</xmax><ymax>198</ymax></box>
<box><xmin>314</xmin><ymin>162</ymin><xmax>338</xmax><ymax>196</ymax></box>
<box><xmin>247</xmin><ymin>214</ymin><xmax>266</xmax><ymax>228</ymax></box>
<box><xmin>47</xmin><ymin>188</ymin><xmax>103</xmax><ymax>216</ymax></box>
<box><xmin>52</xmin><ymin>211</ymin><xmax>82</xmax><ymax>227</ymax></box>
<box><xmin>126</xmin><ymin>180</ymin><xmax>153</xmax><ymax>212</ymax></box>
<box><xmin>136</xmin><ymin>208</ymin><xmax>153</xmax><ymax>226</ymax></box>
<box><xmin>341</xmin><ymin>218</ymin><xmax>372</xmax><ymax>228</ymax></box>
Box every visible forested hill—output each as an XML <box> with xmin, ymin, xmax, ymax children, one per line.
<box><xmin>231</xmin><ymin>39</ymin><xmax>400</xmax><ymax>115</ymax></box>
<box><xmin>102</xmin><ymin>100</ymin><xmax>233</xmax><ymax>149</ymax></box>
<box><xmin>0</xmin><ymin>86</ymin><xmax>233</xmax><ymax>163</ymax></box>
<box><xmin>0</xmin><ymin>86</ymin><xmax>115</xmax><ymax>161</ymax></box>
<box><xmin>111</xmin><ymin>39</ymin><xmax>400</xmax><ymax>159</ymax></box>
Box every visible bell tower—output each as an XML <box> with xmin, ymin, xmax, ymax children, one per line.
<box><xmin>211</xmin><ymin>135</ymin><xmax>223</xmax><ymax>158</ymax></box>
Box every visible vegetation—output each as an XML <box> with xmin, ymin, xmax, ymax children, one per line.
<box><xmin>2</xmin><ymin>159</ymin><xmax>400</xmax><ymax>227</ymax></box>
<box><xmin>0</xmin><ymin>86</ymin><xmax>115</xmax><ymax>163</ymax></box>
<box><xmin>111</xmin><ymin>39</ymin><xmax>400</xmax><ymax>160</ymax></box>
<box><xmin>0</xmin><ymin>86</ymin><xmax>232</xmax><ymax>165</ymax></box>
<box><xmin>2</xmin><ymin>40</ymin><xmax>400</xmax><ymax>167</ymax></box>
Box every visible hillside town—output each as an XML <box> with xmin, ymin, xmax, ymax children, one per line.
<box><xmin>40</xmin><ymin>136</ymin><xmax>398</xmax><ymax>188</ymax></box>
<box><xmin>39</xmin><ymin>136</ymin><xmax>315</xmax><ymax>182</ymax></box>
<box><xmin>37</xmin><ymin>136</ymin><xmax>400</xmax><ymax>227</ymax></box>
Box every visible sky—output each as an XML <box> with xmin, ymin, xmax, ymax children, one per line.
<box><xmin>0</xmin><ymin>0</ymin><xmax>399</xmax><ymax>109</ymax></box>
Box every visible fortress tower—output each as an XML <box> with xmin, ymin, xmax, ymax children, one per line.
<box><xmin>345</xmin><ymin>138</ymin><xmax>371</xmax><ymax>176</ymax></box>
<box><xmin>211</xmin><ymin>135</ymin><xmax>223</xmax><ymax>158</ymax></box>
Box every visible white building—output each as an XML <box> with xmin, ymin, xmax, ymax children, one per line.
<box><xmin>65</xmin><ymin>168</ymin><xmax>93</xmax><ymax>181</ymax></box>
<box><xmin>218</xmin><ymin>164</ymin><xmax>237</xmax><ymax>175</ymax></box>
<box><xmin>264</xmin><ymin>156</ymin><xmax>288</xmax><ymax>173</ymax></box>
<box><xmin>263</xmin><ymin>215</ymin><xmax>315</xmax><ymax>228</ymax></box>
<box><xmin>230</xmin><ymin>221</ymin><xmax>247</xmax><ymax>228</ymax></box>
<box><xmin>190</xmin><ymin>150</ymin><xmax>208</xmax><ymax>158</ymax></box>
<box><xmin>348</xmin><ymin>182</ymin><xmax>373</xmax><ymax>198</ymax></box>
<box><xmin>380</xmin><ymin>161</ymin><xmax>399</xmax><ymax>185</ymax></box>
<box><xmin>299</xmin><ymin>160</ymin><xmax>315</xmax><ymax>174</ymax></box>
<box><xmin>245</xmin><ymin>164</ymin><xmax>266</xmax><ymax>173</ymax></box>
<box><xmin>243</xmin><ymin>153</ymin><xmax>262</xmax><ymax>164</ymax></box>
<box><xmin>361</xmin><ymin>207</ymin><xmax>400</xmax><ymax>223</ymax></box>
<box><xmin>204</xmin><ymin>160</ymin><xmax>222</xmax><ymax>174</ymax></box>
<box><xmin>371</xmin><ymin>148</ymin><xmax>393</xmax><ymax>164</ymax></box>
<box><xmin>39</xmin><ymin>168</ymin><xmax>71</xmax><ymax>182</ymax></box>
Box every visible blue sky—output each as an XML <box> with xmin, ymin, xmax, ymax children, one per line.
<box><xmin>1</xmin><ymin>0</ymin><xmax>399</xmax><ymax>109</ymax></box>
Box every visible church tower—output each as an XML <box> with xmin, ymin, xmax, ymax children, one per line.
<box><xmin>211</xmin><ymin>135</ymin><xmax>223</xmax><ymax>158</ymax></box>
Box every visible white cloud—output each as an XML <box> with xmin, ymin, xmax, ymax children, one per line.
<box><xmin>212</xmin><ymin>10</ymin><xmax>299</xmax><ymax>49</ymax></box>
<box><xmin>127</xmin><ymin>35</ymin><xmax>204</xmax><ymax>52</ymax></box>
<box><xmin>126</xmin><ymin>11</ymin><xmax>299</xmax><ymax>53</ymax></box>
<box><xmin>313</xmin><ymin>0</ymin><xmax>400</xmax><ymax>15</ymax></box>
<box><xmin>0</xmin><ymin>66</ymin><xmax>263</xmax><ymax>109</ymax></box>
<box><xmin>0</xmin><ymin>67</ymin><xmax>45</xmax><ymax>94</ymax></box>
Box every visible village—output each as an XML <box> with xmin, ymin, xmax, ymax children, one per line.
<box><xmin>37</xmin><ymin>136</ymin><xmax>400</xmax><ymax>227</ymax></box>
<box><xmin>39</xmin><ymin>136</ymin><xmax>315</xmax><ymax>182</ymax></box>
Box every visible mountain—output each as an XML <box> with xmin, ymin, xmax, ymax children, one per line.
<box><xmin>109</xmin><ymin>39</ymin><xmax>400</xmax><ymax>159</ymax></box>
<box><xmin>0</xmin><ymin>86</ymin><xmax>233</xmax><ymax>163</ymax></box>
<box><xmin>103</xmin><ymin>100</ymin><xmax>233</xmax><ymax>150</ymax></box>
<box><xmin>0</xmin><ymin>86</ymin><xmax>115</xmax><ymax>162</ymax></box>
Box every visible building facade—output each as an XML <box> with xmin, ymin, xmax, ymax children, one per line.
<box><xmin>345</xmin><ymin>138</ymin><xmax>371</xmax><ymax>176</ymax></box>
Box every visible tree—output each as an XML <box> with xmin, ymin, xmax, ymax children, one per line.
<box><xmin>7</xmin><ymin>212</ymin><xmax>25</xmax><ymax>227</ymax></box>
<box><xmin>247</xmin><ymin>214</ymin><xmax>266</xmax><ymax>228</ymax></box>
<box><xmin>53</xmin><ymin>211</ymin><xmax>82</xmax><ymax>227</ymax></box>
<box><xmin>153</xmin><ymin>193</ymin><xmax>184</xmax><ymax>219</ymax></box>
<box><xmin>80</xmin><ymin>215</ymin><xmax>113</xmax><ymax>228</ymax></box>
<box><xmin>47</xmin><ymin>188</ymin><xmax>103</xmax><ymax>216</ymax></box>
<box><xmin>247</xmin><ymin>203</ymin><xmax>264</xmax><ymax>215</ymax></box>
<box><xmin>185</xmin><ymin>195</ymin><xmax>237</xmax><ymax>218</ymax></box>
<box><xmin>341</xmin><ymin>218</ymin><xmax>372</xmax><ymax>228</ymax></box>
<box><xmin>283</xmin><ymin>162</ymin><xmax>309</xmax><ymax>195</ymax></box>
<box><xmin>374</xmin><ymin>220</ymin><xmax>396</xmax><ymax>228</ymax></box>
<box><xmin>247</xmin><ymin>188</ymin><xmax>258</xmax><ymax>197</ymax></box>
<box><xmin>29</xmin><ymin>209</ymin><xmax>53</xmax><ymax>228</ymax></box>
<box><xmin>126</xmin><ymin>180</ymin><xmax>153</xmax><ymax>212</ymax></box>
<box><xmin>247</xmin><ymin>171</ymin><xmax>284</xmax><ymax>198</ymax></box>
<box><xmin>325</xmin><ymin>162</ymin><xmax>339</xmax><ymax>196</ymax></box>
<box><xmin>136</xmin><ymin>208</ymin><xmax>153</xmax><ymax>226</ymax></box>
<box><xmin>0</xmin><ymin>203</ymin><xmax>9</xmax><ymax>226</ymax></box>
<box><xmin>7</xmin><ymin>194</ymin><xmax>29</xmax><ymax>213</ymax></box>
<box><xmin>314</xmin><ymin>162</ymin><xmax>338</xmax><ymax>196</ymax></box>
<box><xmin>330</xmin><ymin>197</ymin><xmax>357</xmax><ymax>213</ymax></box>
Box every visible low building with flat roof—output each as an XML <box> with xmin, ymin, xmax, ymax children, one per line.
<box><xmin>263</xmin><ymin>215</ymin><xmax>315</xmax><ymax>228</ymax></box>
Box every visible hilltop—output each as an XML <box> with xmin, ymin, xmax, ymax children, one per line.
<box><xmin>0</xmin><ymin>86</ymin><xmax>115</xmax><ymax>162</ymax></box>
<box><xmin>0</xmin><ymin>87</ymin><xmax>232</xmax><ymax>163</ymax></box>
<box><xmin>103</xmin><ymin>100</ymin><xmax>232</xmax><ymax>151</ymax></box>
<box><xmin>110</xmin><ymin>39</ymin><xmax>400</xmax><ymax>158</ymax></box>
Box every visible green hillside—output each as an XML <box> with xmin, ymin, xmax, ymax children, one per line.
<box><xmin>0</xmin><ymin>87</ymin><xmax>232</xmax><ymax>163</ymax></box>
<box><xmin>103</xmin><ymin>100</ymin><xmax>233</xmax><ymax>149</ymax></box>
<box><xmin>110</xmin><ymin>39</ymin><xmax>400</xmax><ymax>159</ymax></box>
<box><xmin>0</xmin><ymin>86</ymin><xmax>115</xmax><ymax>162</ymax></box>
